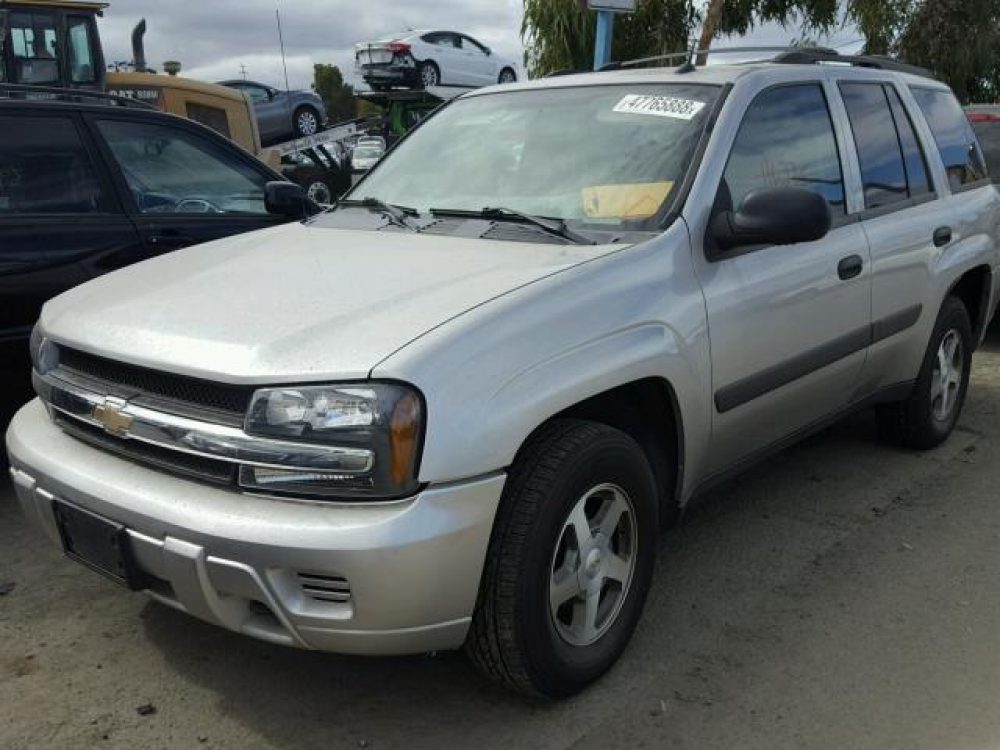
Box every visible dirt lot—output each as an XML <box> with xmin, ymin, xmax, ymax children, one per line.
<box><xmin>4</xmin><ymin>327</ymin><xmax>1000</xmax><ymax>750</ymax></box>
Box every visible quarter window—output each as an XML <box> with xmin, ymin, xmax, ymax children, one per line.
<box><xmin>723</xmin><ymin>84</ymin><xmax>846</xmax><ymax>216</ymax></box>
<box><xmin>911</xmin><ymin>87</ymin><xmax>988</xmax><ymax>189</ymax></box>
<box><xmin>0</xmin><ymin>115</ymin><xmax>107</xmax><ymax>214</ymax></box>
<box><xmin>840</xmin><ymin>82</ymin><xmax>924</xmax><ymax>209</ymax></box>
<box><xmin>96</xmin><ymin>119</ymin><xmax>270</xmax><ymax>216</ymax></box>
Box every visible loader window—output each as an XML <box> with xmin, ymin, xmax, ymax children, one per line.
<box><xmin>10</xmin><ymin>11</ymin><xmax>58</xmax><ymax>85</ymax></box>
<box><xmin>67</xmin><ymin>16</ymin><xmax>97</xmax><ymax>84</ymax></box>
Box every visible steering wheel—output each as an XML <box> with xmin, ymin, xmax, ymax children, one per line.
<box><xmin>174</xmin><ymin>197</ymin><xmax>224</xmax><ymax>214</ymax></box>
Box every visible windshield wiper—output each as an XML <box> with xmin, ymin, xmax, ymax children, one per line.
<box><xmin>338</xmin><ymin>197</ymin><xmax>419</xmax><ymax>231</ymax></box>
<box><xmin>429</xmin><ymin>206</ymin><xmax>595</xmax><ymax>245</ymax></box>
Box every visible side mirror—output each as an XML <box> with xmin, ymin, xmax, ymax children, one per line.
<box><xmin>711</xmin><ymin>187</ymin><xmax>832</xmax><ymax>252</ymax></box>
<box><xmin>267</xmin><ymin>88</ymin><xmax>279</xmax><ymax>100</ymax></box>
<box><xmin>265</xmin><ymin>181</ymin><xmax>314</xmax><ymax>219</ymax></box>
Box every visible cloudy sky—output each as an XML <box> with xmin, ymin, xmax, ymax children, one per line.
<box><xmin>97</xmin><ymin>0</ymin><xmax>861</xmax><ymax>92</ymax></box>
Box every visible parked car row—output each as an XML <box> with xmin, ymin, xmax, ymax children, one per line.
<box><xmin>6</xmin><ymin>49</ymin><xmax>999</xmax><ymax>700</ymax></box>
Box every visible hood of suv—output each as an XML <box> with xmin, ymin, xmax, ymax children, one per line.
<box><xmin>41</xmin><ymin>223</ymin><xmax>619</xmax><ymax>383</ymax></box>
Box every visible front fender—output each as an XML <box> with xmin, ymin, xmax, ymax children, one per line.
<box><xmin>373</xmin><ymin>225</ymin><xmax>714</xmax><ymax>498</ymax></box>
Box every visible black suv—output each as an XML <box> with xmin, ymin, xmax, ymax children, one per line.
<box><xmin>0</xmin><ymin>86</ymin><xmax>312</xmax><ymax>411</ymax></box>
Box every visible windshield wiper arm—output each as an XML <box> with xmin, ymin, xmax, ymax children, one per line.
<box><xmin>429</xmin><ymin>207</ymin><xmax>595</xmax><ymax>245</ymax></box>
<box><xmin>338</xmin><ymin>197</ymin><xmax>419</xmax><ymax>231</ymax></box>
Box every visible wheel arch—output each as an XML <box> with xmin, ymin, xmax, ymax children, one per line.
<box><xmin>947</xmin><ymin>264</ymin><xmax>993</xmax><ymax>347</ymax></box>
<box><xmin>513</xmin><ymin>377</ymin><xmax>686</xmax><ymax>526</ymax></box>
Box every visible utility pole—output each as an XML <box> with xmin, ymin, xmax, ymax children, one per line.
<box><xmin>239</xmin><ymin>63</ymin><xmax>248</xmax><ymax>80</ymax></box>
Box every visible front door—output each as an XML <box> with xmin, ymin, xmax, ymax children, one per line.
<box><xmin>692</xmin><ymin>82</ymin><xmax>873</xmax><ymax>475</ymax></box>
<box><xmin>86</xmin><ymin>114</ymin><xmax>285</xmax><ymax>257</ymax></box>
<box><xmin>0</xmin><ymin>110</ymin><xmax>143</xmax><ymax>405</ymax></box>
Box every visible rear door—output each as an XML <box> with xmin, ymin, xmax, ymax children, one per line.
<box><xmin>85</xmin><ymin>112</ymin><xmax>286</xmax><ymax>257</ymax></box>
<box><xmin>0</xmin><ymin>108</ymin><xmax>143</xmax><ymax>397</ymax></box>
<box><xmin>836</xmin><ymin>80</ymin><xmax>953</xmax><ymax>391</ymax></box>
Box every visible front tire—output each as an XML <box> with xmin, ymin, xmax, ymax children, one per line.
<box><xmin>466</xmin><ymin>420</ymin><xmax>658</xmax><ymax>698</ymax></box>
<box><xmin>877</xmin><ymin>296</ymin><xmax>973</xmax><ymax>449</ymax></box>
<box><xmin>498</xmin><ymin>67</ymin><xmax>517</xmax><ymax>84</ymax></box>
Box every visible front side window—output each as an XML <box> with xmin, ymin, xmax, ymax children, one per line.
<box><xmin>66</xmin><ymin>16</ymin><xmax>96</xmax><ymax>83</ymax></box>
<box><xmin>345</xmin><ymin>84</ymin><xmax>719</xmax><ymax>232</ymax></box>
<box><xmin>10</xmin><ymin>11</ymin><xmax>58</xmax><ymax>85</ymax></box>
<box><xmin>911</xmin><ymin>87</ymin><xmax>987</xmax><ymax>189</ymax></box>
<box><xmin>245</xmin><ymin>86</ymin><xmax>271</xmax><ymax>104</ymax></box>
<box><xmin>96</xmin><ymin>119</ymin><xmax>269</xmax><ymax>215</ymax></box>
<box><xmin>723</xmin><ymin>84</ymin><xmax>846</xmax><ymax>215</ymax></box>
<box><xmin>840</xmin><ymin>83</ymin><xmax>909</xmax><ymax>209</ymax></box>
<box><xmin>0</xmin><ymin>115</ymin><xmax>107</xmax><ymax>215</ymax></box>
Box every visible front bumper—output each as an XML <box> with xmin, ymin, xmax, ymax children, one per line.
<box><xmin>6</xmin><ymin>399</ymin><xmax>504</xmax><ymax>655</ymax></box>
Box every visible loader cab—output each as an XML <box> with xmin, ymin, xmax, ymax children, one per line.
<box><xmin>0</xmin><ymin>1</ymin><xmax>106</xmax><ymax>90</ymax></box>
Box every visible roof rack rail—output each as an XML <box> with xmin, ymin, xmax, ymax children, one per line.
<box><xmin>603</xmin><ymin>45</ymin><xmax>934</xmax><ymax>79</ymax></box>
<box><xmin>0</xmin><ymin>83</ymin><xmax>157</xmax><ymax>110</ymax></box>
<box><xmin>772</xmin><ymin>49</ymin><xmax>935</xmax><ymax>78</ymax></box>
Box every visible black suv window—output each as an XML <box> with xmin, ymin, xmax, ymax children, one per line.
<box><xmin>96</xmin><ymin>118</ymin><xmax>270</xmax><ymax>215</ymax></box>
<box><xmin>0</xmin><ymin>115</ymin><xmax>107</xmax><ymax>214</ymax></box>
<box><xmin>911</xmin><ymin>87</ymin><xmax>988</xmax><ymax>189</ymax></box>
<box><xmin>840</xmin><ymin>83</ymin><xmax>930</xmax><ymax>210</ymax></box>
<box><xmin>724</xmin><ymin>84</ymin><xmax>846</xmax><ymax>216</ymax></box>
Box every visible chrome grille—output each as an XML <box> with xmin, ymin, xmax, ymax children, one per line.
<box><xmin>54</xmin><ymin>413</ymin><xmax>237</xmax><ymax>486</ymax></box>
<box><xmin>57</xmin><ymin>346</ymin><xmax>252</xmax><ymax>425</ymax></box>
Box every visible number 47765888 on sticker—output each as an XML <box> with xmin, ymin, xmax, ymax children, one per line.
<box><xmin>612</xmin><ymin>94</ymin><xmax>707</xmax><ymax>120</ymax></box>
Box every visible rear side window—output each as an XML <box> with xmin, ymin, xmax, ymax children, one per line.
<box><xmin>968</xmin><ymin>113</ymin><xmax>1000</xmax><ymax>180</ymax></box>
<box><xmin>911</xmin><ymin>87</ymin><xmax>987</xmax><ymax>189</ymax></box>
<box><xmin>0</xmin><ymin>115</ymin><xmax>108</xmax><ymax>214</ymax></box>
<box><xmin>840</xmin><ymin>82</ymin><xmax>931</xmax><ymax>210</ymax></box>
<box><xmin>723</xmin><ymin>84</ymin><xmax>846</xmax><ymax>216</ymax></box>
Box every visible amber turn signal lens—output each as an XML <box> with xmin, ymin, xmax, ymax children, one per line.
<box><xmin>390</xmin><ymin>392</ymin><xmax>421</xmax><ymax>485</ymax></box>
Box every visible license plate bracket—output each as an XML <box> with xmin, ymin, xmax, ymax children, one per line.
<box><xmin>53</xmin><ymin>501</ymin><xmax>145</xmax><ymax>590</ymax></box>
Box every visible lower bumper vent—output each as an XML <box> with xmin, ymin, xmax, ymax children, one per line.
<box><xmin>297</xmin><ymin>572</ymin><xmax>351</xmax><ymax>603</ymax></box>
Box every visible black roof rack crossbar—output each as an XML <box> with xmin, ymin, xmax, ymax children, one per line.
<box><xmin>0</xmin><ymin>83</ymin><xmax>157</xmax><ymax>109</ymax></box>
<box><xmin>772</xmin><ymin>50</ymin><xmax>935</xmax><ymax>78</ymax></box>
<box><xmin>601</xmin><ymin>45</ymin><xmax>934</xmax><ymax>79</ymax></box>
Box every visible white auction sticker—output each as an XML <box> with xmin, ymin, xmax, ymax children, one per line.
<box><xmin>612</xmin><ymin>94</ymin><xmax>707</xmax><ymax>120</ymax></box>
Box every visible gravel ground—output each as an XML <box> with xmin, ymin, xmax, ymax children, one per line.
<box><xmin>3</xmin><ymin>325</ymin><xmax>1000</xmax><ymax>750</ymax></box>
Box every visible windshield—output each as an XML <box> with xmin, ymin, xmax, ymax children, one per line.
<box><xmin>345</xmin><ymin>83</ymin><xmax>719</xmax><ymax>231</ymax></box>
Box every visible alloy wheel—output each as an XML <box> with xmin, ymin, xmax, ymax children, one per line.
<box><xmin>931</xmin><ymin>328</ymin><xmax>964</xmax><ymax>421</ymax></box>
<box><xmin>549</xmin><ymin>483</ymin><xmax>637</xmax><ymax>647</ymax></box>
<box><xmin>297</xmin><ymin>110</ymin><xmax>319</xmax><ymax>136</ymax></box>
<box><xmin>421</xmin><ymin>64</ymin><xmax>439</xmax><ymax>88</ymax></box>
<box><xmin>306</xmin><ymin>181</ymin><xmax>332</xmax><ymax>204</ymax></box>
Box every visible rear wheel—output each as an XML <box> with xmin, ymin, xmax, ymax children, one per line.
<box><xmin>419</xmin><ymin>61</ymin><xmax>440</xmax><ymax>88</ymax></box>
<box><xmin>877</xmin><ymin>296</ymin><xmax>973</xmax><ymax>449</ymax></box>
<box><xmin>466</xmin><ymin>420</ymin><xmax>658</xmax><ymax>698</ymax></box>
<box><xmin>498</xmin><ymin>68</ymin><xmax>517</xmax><ymax>84</ymax></box>
<box><xmin>305</xmin><ymin>178</ymin><xmax>333</xmax><ymax>205</ymax></box>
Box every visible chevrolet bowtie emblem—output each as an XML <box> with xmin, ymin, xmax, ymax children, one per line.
<box><xmin>92</xmin><ymin>398</ymin><xmax>133</xmax><ymax>438</ymax></box>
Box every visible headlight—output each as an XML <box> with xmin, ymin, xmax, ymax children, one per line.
<box><xmin>241</xmin><ymin>383</ymin><xmax>423</xmax><ymax>500</ymax></box>
<box><xmin>29</xmin><ymin>325</ymin><xmax>58</xmax><ymax>374</ymax></box>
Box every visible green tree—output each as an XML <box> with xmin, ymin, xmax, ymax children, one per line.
<box><xmin>312</xmin><ymin>64</ymin><xmax>357</xmax><ymax>122</ymax></box>
<box><xmin>899</xmin><ymin>0</ymin><xmax>1000</xmax><ymax>102</ymax></box>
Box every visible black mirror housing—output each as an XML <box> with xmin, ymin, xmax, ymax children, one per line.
<box><xmin>265</xmin><ymin>181</ymin><xmax>313</xmax><ymax>219</ymax></box>
<box><xmin>711</xmin><ymin>187</ymin><xmax>832</xmax><ymax>252</ymax></box>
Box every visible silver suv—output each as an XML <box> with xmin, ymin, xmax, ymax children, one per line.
<box><xmin>7</xmin><ymin>51</ymin><xmax>999</xmax><ymax>698</ymax></box>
